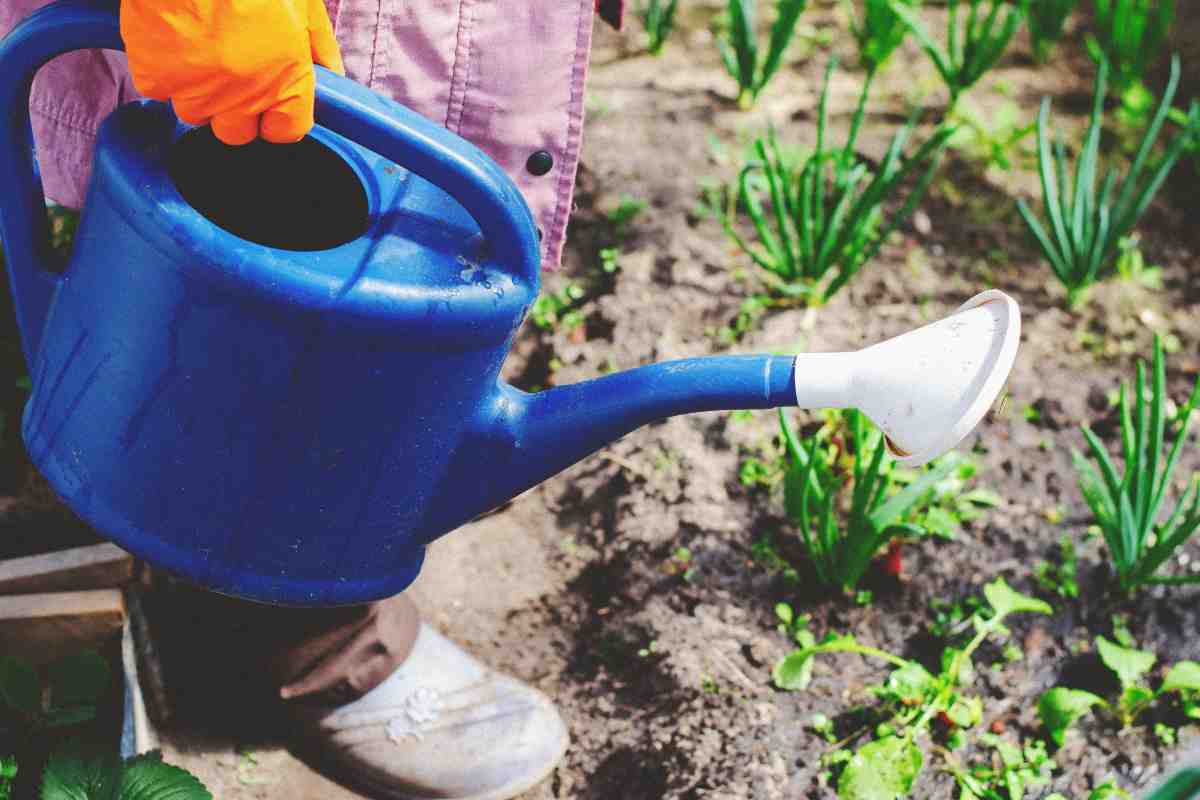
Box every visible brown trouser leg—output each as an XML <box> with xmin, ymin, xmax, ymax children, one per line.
<box><xmin>271</xmin><ymin>592</ymin><xmax>421</xmax><ymax>704</ymax></box>
<box><xmin>146</xmin><ymin>582</ymin><xmax>421</xmax><ymax>720</ymax></box>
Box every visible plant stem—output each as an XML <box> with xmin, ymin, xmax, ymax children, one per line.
<box><xmin>810</xmin><ymin>640</ymin><xmax>914</xmax><ymax>671</ymax></box>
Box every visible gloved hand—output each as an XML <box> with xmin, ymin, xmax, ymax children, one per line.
<box><xmin>120</xmin><ymin>0</ymin><xmax>344</xmax><ymax>145</ymax></box>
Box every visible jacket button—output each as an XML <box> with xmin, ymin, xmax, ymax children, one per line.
<box><xmin>526</xmin><ymin>150</ymin><xmax>554</xmax><ymax>176</ymax></box>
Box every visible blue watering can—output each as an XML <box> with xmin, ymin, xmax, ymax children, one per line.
<box><xmin>0</xmin><ymin>0</ymin><xmax>1021</xmax><ymax>606</ymax></box>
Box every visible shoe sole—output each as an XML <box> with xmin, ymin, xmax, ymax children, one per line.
<box><xmin>291</xmin><ymin>723</ymin><xmax>570</xmax><ymax>800</ymax></box>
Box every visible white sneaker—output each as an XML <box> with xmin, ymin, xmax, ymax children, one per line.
<box><xmin>295</xmin><ymin>623</ymin><xmax>568</xmax><ymax>800</ymax></box>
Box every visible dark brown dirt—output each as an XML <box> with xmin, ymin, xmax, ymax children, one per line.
<box><xmin>3</xmin><ymin>2</ymin><xmax>1200</xmax><ymax>798</ymax></box>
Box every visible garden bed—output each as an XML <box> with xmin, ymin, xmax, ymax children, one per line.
<box><xmin>6</xmin><ymin>1</ymin><xmax>1200</xmax><ymax>797</ymax></box>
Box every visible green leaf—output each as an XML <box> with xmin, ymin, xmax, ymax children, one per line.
<box><xmin>1096</xmin><ymin>635</ymin><xmax>1156</xmax><ymax>690</ymax></box>
<box><xmin>40</xmin><ymin>750</ymin><xmax>121</xmax><ymax>800</ymax></box>
<box><xmin>1038</xmin><ymin>688</ymin><xmax>1104</xmax><ymax>747</ymax></box>
<box><xmin>838</xmin><ymin>736</ymin><xmax>923</xmax><ymax>799</ymax></box>
<box><xmin>946</xmin><ymin>694</ymin><xmax>983</xmax><ymax>728</ymax></box>
<box><xmin>48</xmin><ymin>652</ymin><xmax>110</xmax><ymax>709</ymax></box>
<box><xmin>41</xmin><ymin>752</ymin><xmax>212</xmax><ymax>800</ymax></box>
<box><xmin>921</xmin><ymin>506</ymin><xmax>960</xmax><ymax>539</ymax></box>
<box><xmin>885</xmin><ymin>662</ymin><xmax>936</xmax><ymax>705</ymax></box>
<box><xmin>983</xmin><ymin>578</ymin><xmax>1052</xmax><ymax>618</ymax></box>
<box><xmin>0</xmin><ymin>657</ymin><xmax>42</xmax><ymax>717</ymax></box>
<box><xmin>774</xmin><ymin>650</ymin><xmax>815</xmax><ymax>691</ymax></box>
<box><xmin>1162</xmin><ymin>661</ymin><xmax>1200</xmax><ymax>694</ymax></box>
<box><xmin>962</xmin><ymin>488</ymin><xmax>1003</xmax><ymax>507</ymax></box>
<box><xmin>117</xmin><ymin>754</ymin><xmax>212</xmax><ymax>800</ymax></box>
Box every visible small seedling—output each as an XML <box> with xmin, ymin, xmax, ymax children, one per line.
<box><xmin>891</xmin><ymin>455</ymin><xmax>1001</xmax><ymax>540</ymax></box>
<box><xmin>598</xmin><ymin>247</ymin><xmax>620</xmax><ymax>274</ymax></box>
<box><xmin>779</xmin><ymin>408</ymin><xmax>962</xmax><ymax>591</ymax></box>
<box><xmin>639</xmin><ymin>0</ymin><xmax>680</xmax><ymax>54</ymax></box>
<box><xmin>1035</xmin><ymin>536</ymin><xmax>1080</xmax><ymax>601</ymax></box>
<box><xmin>946</xmin><ymin>734</ymin><xmax>1056</xmax><ymax>800</ymax></box>
<box><xmin>606</xmin><ymin>194</ymin><xmax>648</xmax><ymax>233</ymax></box>
<box><xmin>774</xmin><ymin>579</ymin><xmax>1051</xmax><ymax>797</ymax></box>
<box><xmin>1114</xmin><ymin>235</ymin><xmax>1162</xmax><ymax>290</ymax></box>
<box><xmin>1087</xmin><ymin>0</ymin><xmax>1174</xmax><ymax>95</ymax></box>
<box><xmin>846</xmin><ymin>0</ymin><xmax>918</xmax><ymax>76</ymax></box>
<box><xmin>718</xmin><ymin>0</ymin><xmax>809</xmax><ymax>107</ymax></box>
<box><xmin>1074</xmin><ymin>335</ymin><xmax>1200</xmax><ymax>593</ymax></box>
<box><xmin>890</xmin><ymin>0</ymin><xmax>1024</xmax><ymax>107</ymax></box>
<box><xmin>1017</xmin><ymin>58</ymin><xmax>1199</xmax><ymax>307</ymax></box>
<box><xmin>1039</xmin><ymin>634</ymin><xmax>1200</xmax><ymax>744</ymax></box>
<box><xmin>0</xmin><ymin>757</ymin><xmax>14</xmax><ymax>800</ymax></box>
<box><xmin>948</xmin><ymin>97</ymin><xmax>1036</xmax><ymax>171</ymax></box>
<box><xmin>1022</xmin><ymin>0</ymin><xmax>1076</xmax><ymax>62</ymax></box>
<box><xmin>718</xmin><ymin>58</ymin><xmax>953</xmax><ymax>304</ymax></box>
<box><xmin>529</xmin><ymin>282</ymin><xmax>586</xmax><ymax>331</ymax></box>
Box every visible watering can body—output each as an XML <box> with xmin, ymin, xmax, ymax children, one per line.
<box><xmin>0</xmin><ymin>0</ymin><xmax>553</xmax><ymax>605</ymax></box>
<box><xmin>0</xmin><ymin>1</ymin><xmax>1019</xmax><ymax>606</ymax></box>
<box><xmin>0</xmin><ymin>0</ymin><xmax>801</xmax><ymax>605</ymax></box>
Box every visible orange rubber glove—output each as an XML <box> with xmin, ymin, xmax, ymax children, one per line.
<box><xmin>120</xmin><ymin>0</ymin><xmax>345</xmax><ymax>145</ymax></box>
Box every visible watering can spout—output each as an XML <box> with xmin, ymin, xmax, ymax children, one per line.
<box><xmin>463</xmin><ymin>290</ymin><xmax>1020</xmax><ymax>516</ymax></box>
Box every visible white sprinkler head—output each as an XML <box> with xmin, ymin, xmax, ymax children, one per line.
<box><xmin>793</xmin><ymin>290</ymin><xmax>1021</xmax><ymax>466</ymax></box>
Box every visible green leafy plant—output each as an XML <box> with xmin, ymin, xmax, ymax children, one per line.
<box><xmin>529</xmin><ymin>282</ymin><xmax>585</xmax><ymax>331</ymax></box>
<box><xmin>891</xmin><ymin>455</ymin><xmax>1001</xmax><ymax>540</ymax></box>
<box><xmin>1022</xmin><ymin>0</ymin><xmax>1076</xmax><ymax>62</ymax></box>
<box><xmin>846</xmin><ymin>0</ymin><xmax>918</xmax><ymax>76</ymax></box>
<box><xmin>774</xmin><ymin>579</ymin><xmax>1051</xmax><ymax>797</ymax></box>
<box><xmin>1073</xmin><ymin>335</ymin><xmax>1200</xmax><ymax>593</ymax></box>
<box><xmin>945</xmin><ymin>734</ymin><xmax>1056</xmax><ymax>800</ymax></box>
<box><xmin>718</xmin><ymin>0</ymin><xmax>809</xmax><ymax>107</ymax></box>
<box><xmin>1039</xmin><ymin>635</ymin><xmax>1200</xmax><ymax>745</ymax></box>
<box><xmin>718</xmin><ymin>58</ymin><xmax>953</xmax><ymax>304</ymax></box>
<box><xmin>1034</xmin><ymin>535</ymin><xmax>1080</xmax><ymax>600</ymax></box>
<box><xmin>0</xmin><ymin>651</ymin><xmax>110</xmax><ymax>731</ymax></box>
<box><xmin>779</xmin><ymin>408</ymin><xmax>968</xmax><ymax>592</ymax></box>
<box><xmin>605</xmin><ymin>194</ymin><xmax>648</xmax><ymax>233</ymax></box>
<box><xmin>40</xmin><ymin>749</ymin><xmax>211</xmax><ymax>800</ymax></box>
<box><xmin>890</xmin><ymin>0</ymin><xmax>1024</xmax><ymax>107</ymax></box>
<box><xmin>1114</xmin><ymin>234</ymin><xmax>1163</xmax><ymax>290</ymax></box>
<box><xmin>1016</xmin><ymin>58</ymin><xmax>1199</xmax><ymax>306</ymax></box>
<box><xmin>639</xmin><ymin>0</ymin><xmax>680</xmax><ymax>54</ymax></box>
<box><xmin>1087</xmin><ymin>0</ymin><xmax>1174</xmax><ymax>95</ymax></box>
<box><xmin>948</xmin><ymin>97</ymin><xmax>1037</xmax><ymax>171</ymax></box>
<box><xmin>0</xmin><ymin>757</ymin><xmax>15</xmax><ymax>800</ymax></box>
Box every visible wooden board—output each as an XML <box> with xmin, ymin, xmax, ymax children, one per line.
<box><xmin>0</xmin><ymin>589</ymin><xmax>126</xmax><ymax>664</ymax></box>
<box><xmin>0</xmin><ymin>543</ymin><xmax>134</xmax><ymax>595</ymax></box>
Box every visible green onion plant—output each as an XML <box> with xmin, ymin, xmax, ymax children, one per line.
<box><xmin>639</xmin><ymin>0</ymin><xmax>680</xmax><ymax>55</ymax></box>
<box><xmin>847</xmin><ymin>0</ymin><xmax>918</xmax><ymax>76</ymax></box>
<box><xmin>890</xmin><ymin>0</ymin><xmax>1023</xmax><ymax>107</ymax></box>
<box><xmin>1088</xmin><ymin>0</ymin><xmax>1175</xmax><ymax>94</ymax></box>
<box><xmin>718</xmin><ymin>58</ymin><xmax>953</xmax><ymax>304</ymax></box>
<box><xmin>1023</xmin><ymin>0</ymin><xmax>1077</xmax><ymax>62</ymax></box>
<box><xmin>718</xmin><ymin>0</ymin><xmax>808</xmax><ymax>107</ymax></box>
<box><xmin>1016</xmin><ymin>57</ymin><xmax>1198</xmax><ymax>306</ymax></box>
<box><xmin>1073</xmin><ymin>336</ymin><xmax>1200</xmax><ymax>594</ymax></box>
<box><xmin>779</xmin><ymin>408</ymin><xmax>960</xmax><ymax>592</ymax></box>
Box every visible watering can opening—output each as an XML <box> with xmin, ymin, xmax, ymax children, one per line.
<box><xmin>167</xmin><ymin>127</ymin><xmax>371</xmax><ymax>252</ymax></box>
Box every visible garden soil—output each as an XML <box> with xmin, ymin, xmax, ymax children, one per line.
<box><xmin>4</xmin><ymin>2</ymin><xmax>1200</xmax><ymax>797</ymax></box>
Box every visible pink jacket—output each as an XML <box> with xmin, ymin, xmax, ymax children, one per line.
<box><xmin>0</xmin><ymin>1</ymin><xmax>624</xmax><ymax>270</ymax></box>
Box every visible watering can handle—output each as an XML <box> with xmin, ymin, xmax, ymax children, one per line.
<box><xmin>0</xmin><ymin>1</ymin><xmax>541</xmax><ymax>369</ymax></box>
<box><xmin>0</xmin><ymin>0</ymin><xmax>124</xmax><ymax>368</ymax></box>
<box><xmin>313</xmin><ymin>67</ymin><xmax>541</xmax><ymax>284</ymax></box>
